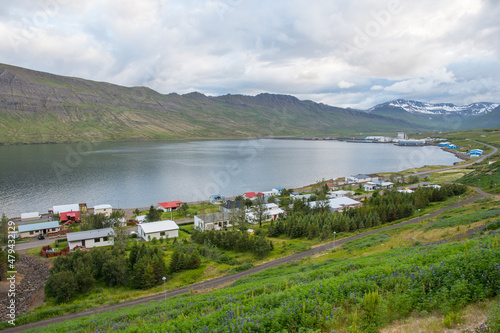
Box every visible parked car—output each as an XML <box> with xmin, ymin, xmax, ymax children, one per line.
<box><xmin>38</xmin><ymin>233</ymin><xmax>45</xmax><ymax>240</ymax></box>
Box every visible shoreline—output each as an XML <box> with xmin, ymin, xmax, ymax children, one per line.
<box><xmin>6</xmin><ymin>159</ymin><xmax>460</xmax><ymax>222</ymax></box>
<box><xmin>2</xmin><ymin>140</ymin><xmax>473</xmax><ymax>220</ymax></box>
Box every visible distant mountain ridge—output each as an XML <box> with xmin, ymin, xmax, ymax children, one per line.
<box><xmin>0</xmin><ymin>63</ymin><xmax>499</xmax><ymax>144</ymax></box>
<box><xmin>369</xmin><ymin>99</ymin><xmax>499</xmax><ymax>116</ymax></box>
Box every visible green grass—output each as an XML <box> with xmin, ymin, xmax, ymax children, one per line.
<box><xmin>342</xmin><ymin>233</ymin><xmax>391</xmax><ymax>252</ymax></box>
<box><xmin>16</xmin><ymin>232</ymin><xmax>500</xmax><ymax>332</ymax></box>
<box><xmin>424</xmin><ymin>208</ymin><xmax>500</xmax><ymax>231</ymax></box>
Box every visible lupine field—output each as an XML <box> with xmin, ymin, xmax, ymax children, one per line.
<box><xmin>27</xmin><ymin>232</ymin><xmax>500</xmax><ymax>333</ymax></box>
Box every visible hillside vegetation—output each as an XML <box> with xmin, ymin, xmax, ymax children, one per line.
<box><xmin>1</xmin><ymin>63</ymin><xmax>498</xmax><ymax>144</ymax></box>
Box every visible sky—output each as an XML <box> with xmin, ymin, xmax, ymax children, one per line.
<box><xmin>0</xmin><ymin>0</ymin><xmax>499</xmax><ymax>109</ymax></box>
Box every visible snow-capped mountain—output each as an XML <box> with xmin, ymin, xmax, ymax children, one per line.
<box><xmin>369</xmin><ymin>99</ymin><xmax>499</xmax><ymax>116</ymax></box>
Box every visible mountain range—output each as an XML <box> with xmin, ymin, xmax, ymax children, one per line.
<box><xmin>0</xmin><ymin>63</ymin><xmax>498</xmax><ymax>144</ymax></box>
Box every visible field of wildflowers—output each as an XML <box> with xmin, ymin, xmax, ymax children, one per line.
<box><xmin>26</xmin><ymin>231</ymin><xmax>500</xmax><ymax>332</ymax></box>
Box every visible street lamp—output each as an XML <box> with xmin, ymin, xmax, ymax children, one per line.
<box><xmin>332</xmin><ymin>231</ymin><xmax>336</xmax><ymax>250</ymax></box>
<box><xmin>162</xmin><ymin>276</ymin><xmax>166</xmax><ymax>301</ymax></box>
<box><xmin>417</xmin><ymin>209</ymin><xmax>420</xmax><ymax>223</ymax></box>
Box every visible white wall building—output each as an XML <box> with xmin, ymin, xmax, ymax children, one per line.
<box><xmin>18</xmin><ymin>221</ymin><xmax>60</xmax><ymax>238</ymax></box>
<box><xmin>94</xmin><ymin>204</ymin><xmax>113</xmax><ymax>217</ymax></box>
<box><xmin>328</xmin><ymin>190</ymin><xmax>354</xmax><ymax>198</ymax></box>
<box><xmin>20</xmin><ymin>212</ymin><xmax>41</xmax><ymax>221</ymax></box>
<box><xmin>66</xmin><ymin>228</ymin><xmax>115</xmax><ymax>250</ymax></box>
<box><xmin>138</xmin><ymin>220</ymin><xmax>179</xmax><ymax>241</ymax></box>
<box><xmin>52</xmin><ymin>203</ymin><xmax>80</xmax><ymax>215</ymax></box>
<box><xmin>194</xmin><ymin>212</ymin><xmax>232</xmax><ymax>231</ymax></box>
<box><xmin>308</xmin><ymin>197</ymin><xmax>361</xmax><ymax>212</ymax></box>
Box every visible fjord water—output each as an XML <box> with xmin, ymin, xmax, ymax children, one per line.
<box><xmin>0</xmin><ymin>139</ymin><xmax>460</xmax><ymax>217</ymax></box>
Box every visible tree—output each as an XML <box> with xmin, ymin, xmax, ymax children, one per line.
<box><xmin>102</xmin><ymin>252</ymin><xmax>129</xmax><ymax>287</ymax></box>
<box><xmin>186</xmin><ymin>250</ymin><xmax>201</xmax><ymax>270</ymax></box>
<box><xmin>114</xmin><ymin>222</ymin><xmax>130</xmax><ymax>250</ymax></box>
<box><xmin>45</xmin><ymin>271</ymin><xmax>78</xmax><ymax>304</ymax></box>
<box><xmin>1</xmin><ymin>214</ymin><xmax>9</xmax><ymax>244</ymax></box>
<box><xmin>252</xmin><ymin>195</ymin><xmax>268</xmax><ymax>228</ymax></box>
<box><xmin>267</xmin><ymin>196</ymin><xmax>277</xmax><ymax>204</ymax></box>
<box><xmin>146</xmin><ymin>205</ymin><xmax>162</xmax><ymax>222</ymax></box>
<box><xmin>80</xmin><ymin>213</ymin><xmax>112</xmax><ymax>231</ymax></box>
<box><xmin>236</xmin><ymin>206</ymin><xmax>248</xmax><ymax>231</ymax></box>
<box><xmin>0</xmin><ymin>248</ymin><xmax>7</xmax><ymax>281</ymax></box>
<box><xmin>134</xmin><ymin>208</ymin><xmax>140</xmax><ymax>216</ymax></box>
<box><xmin>178</xmin><ymin>203</ymin><xmax>189</xmax><ymax>216</ymax></box>
<box><xmin>244</xmin><ymin>199</ymin><xmax>253</xmax><ymax>208</ymax></box>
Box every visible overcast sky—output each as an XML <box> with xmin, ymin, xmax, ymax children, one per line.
<box><xmin>1</xmin><ymin>0</ymin><xmax>499</xmax><ymax>109</ymax></box>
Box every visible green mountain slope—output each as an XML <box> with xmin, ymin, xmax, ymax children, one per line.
<box><xmin>0</xmin><ymin>62</ymin><xmax>493</xmax><ymax>144</ymax></box>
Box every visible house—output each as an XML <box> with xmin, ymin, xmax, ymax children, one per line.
<box><xmin>94</xmin><ymin>204</ymin><xmax>113</xmax><ymax>217</ymax></box>
<box><xmin>328</xmin><ymin>190</ymin><xmax>354</xmax><ymax>198</ymax></box>
<box><xmin>66</xmin><ymin>228</ymin><xmax>115</xmax><ymax>250</ymax></box>
<box><xmin>52</xmin><ymin>203</ymin><xmax>79</xmax><ymax>215</ymax></box>
<box><xmin>423</xmin><ymin>184</ymin><xmax>441</xmax><ymax>189</ymax></box>
<box><xmin>363</xmin><ymin>180</ymin><xmax>394</xmax><ymax>191</ymax></box>
<box><xmin>135</xmin><ymin>215</ymin><xmax>147</xmax><ymax>223</ymax></box>
<box><xmin>272</xmin><ymin>187</ymin><xmax>283</xmax><ymax>195</ymax></box>
<box><xmin>398</xmin><ymin>189</ymin><xmax>414</xmax><ymax>194</ymax></box>
<box><xmin>438</xmin><ymin>142</ymin><xmax>451</xmax><ymax>147</ymax></box>
<box><xmin>244</xmin><ymin>192</ymin><xmax>257</xmax><ymax>199</ymax></box>
<box><xmin>20</xmin><ymin>212</ymin><xmax>41</xmax><ymax>221</ymax></box>
<box><xmin>209</xmin><ymin>194</ymin><xmax>225</xmax><ymax>204</ymax></box>
<box><xmin>290</xmin><ymin>193</ymin><xmax>313</xmax><ymax>201</ymax></box>
<box><xmin>219</xmin><ymin>200</ymin><xmax>242</xmax><ymax>213</ymax></box>
<box><xmin>363</xmin><ymin>182</ymin><xmax>378</xmax><ymax>191</ymax></box>
<box><xmin>470</xmin><ymin>149</ymin><xmax>483</xmax><ymax>158</ymax></box>
<box><xmin>346</xmin><ymin>174</ymin><xmax>374</xmax><ymax>183</ymax></box>
<box><xmin>18</xmin><ymin>221</ymin><xmax>61</xmax><ymax>238</ymax></box>
<box><xmin>194</xmin><ymin>212</ymin><xmax>232</xmax><ymax>231</ymax></box>
<box><xmin>157</xmin><ymin>201</ymin><xmax>183</xmax><ymax>212</ymax></box>
<box><xmin>138</xmin><ymin>220</ymin><xmax>179</xmax><ymax>241</ymax></box>
<box><xmin>398</xmin><ymin>139</ymin><xmax>426</xmax><ymax>146</ymax></box>
<box><xmin>246</xmin><ymin>204</ymin><xmax>285</xmax><ymax>223</ymax></box>
<box><xmin>447</xmin><ymin>144</ymin><xmax>459</xmax><ymax>149</ymax></box>
<box><xmin>60</xmin><ymin>211</ymin><xmax>81</xmax><ymax>223</ymax></box>
<box><xmin>308</xmin><ymin>197</ymin><xmax>361</xmax><ymax>212</ymax></box>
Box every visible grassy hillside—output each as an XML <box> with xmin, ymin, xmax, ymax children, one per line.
<box><xmin>0</xmin><ymin>63</ymin><xmax>419</xmax><ymax>144</ymax></box>
<box><xmin>21</xmin><ymin>227</ymin><xmax>500</xmax><ymax>332</ymax></box>
<box><xmin>2</xmin><ymin>63</ymin><xmax>492</xmax><ymax>145</ymax></box>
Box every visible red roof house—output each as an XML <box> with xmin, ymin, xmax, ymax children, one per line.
<box><xmin>244</xmin><ymin>192</ymin><xmax>257</xmax><ymax>198</ymax></box>
<box><xmin>157</xmin><ymin>201</ymin><xmax>183</xmax><ymax>212</ymax></box>
<box><xmin>60</xmin><ymin>211</ymin><xmax>81</xmax><ymax>223</ymax></box>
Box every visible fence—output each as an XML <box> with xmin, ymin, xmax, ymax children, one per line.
<box><xmin>46</xmin><ymin>228</ymin><xmax>74</xmax><ymax>238</ymax></box>
<box><xmin>41</xmin><ymin>245</ymin><xmax>70</xmax><ymax>258</ymax></box>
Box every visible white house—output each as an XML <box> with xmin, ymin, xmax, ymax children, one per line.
<box><xmin>308</xmin><ymin>197</ymin><xmax>361</xmax><ymax>212</ymax></box>
<box><xmin>398</xmin><ymin>189</ymin><xmax>414</xmax><ymax>194</ymax></box>
<box><xmin>194</xmin><ymin>212</ymin><xmax>232</xmax><ymax>231</ymax></box>
<box><xmin>66</xmin><ymin>228</ymin><xmax>115</xmax><ymax>250</ymax></box>
<box><xmin>363</xmin><ymin>180</ymin><xmax>394</xmax><ymax>191</ymax></box>
<box><xmin>290</xmin><ymin>193</ymin><xmax>313</xmax><ymax>201</ymax></box>
<box><xmin>138</xmin><ymin>220</ymin><xmax>179</xmax><ymax>241</ymax></box>
<box><xmin>272</xmin><ymin>187</ymin><xmax>284</xmax><ymax>195</ymax></box>
<box><xmin>18</xmin><ymin>221</ymin><xmax>60</xmax><ymax>238</ymax></box>
<box><xmin>346</xmin><ymin>174</ymin><xmax>377</xmax><ymax>183</ymax></box>
<box><xmin>20</xmin><ymin>212</ymin><xmax>41</xmax><ymax>221</ymax></box>
<box><xmin>246</xmin><ymin>203</ymin><xmax>285</xmax><ymax>223</ymax></box>
<box><xmin>52</xmin><ymin>203</ymin><xmax>80</xmax><ymax>215</ymax></box>
<box><xmin>94</xmin><ymin>204</ymin><xmax>113</xmax><ymax>217</ymax></box>
<box><xmin>328</xmin><ymin>190</ymin><xmax>354</xmax><ymax>198</ymax></box>
<box><xmin>135</xmin><ymin>215</ymin><xmax>147</xmax><ymax>223</ymax></box>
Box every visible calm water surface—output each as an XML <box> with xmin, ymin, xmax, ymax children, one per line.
<box><xmin>0</xmin><ymin>139</ymin><xmax>460</xmax><ymax>217</ymax></box>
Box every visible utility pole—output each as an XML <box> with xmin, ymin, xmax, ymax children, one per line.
<box><xmin>162</xmin><ymin>276</ymin><xmax>166</xmax><ymax>301</ymax></box>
